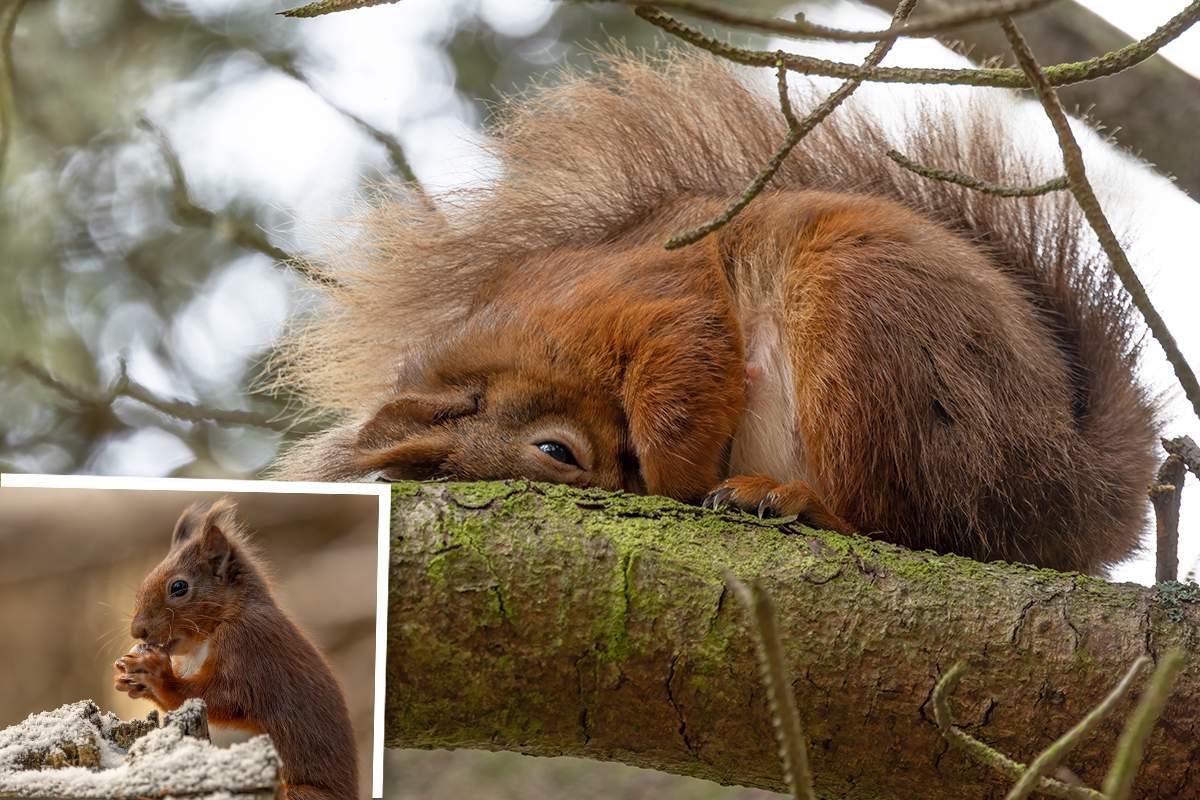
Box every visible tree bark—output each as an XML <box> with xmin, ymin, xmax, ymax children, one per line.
<box><xmin>857</xmin><ymin>0</ymin><xmax>1200</xmax><ymax>199</ymax></box>
<box><xmin>385</xmin><ymin>481</ymin><xmax>1200</xmax><ymax>800</ymax></box>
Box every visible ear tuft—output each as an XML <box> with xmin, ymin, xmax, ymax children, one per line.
<box><xmin>200</xmin><ymin>499</ymin><xmax>243</xmax><ymax>583</ymax></box>
<box><xmin>169</xmin><ymin>502</ymin><xmax>208</xmax><ymax>553</ymax></box>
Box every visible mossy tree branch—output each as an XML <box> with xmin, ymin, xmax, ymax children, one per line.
<box><xmin>385</xmin><ymin>481</ymin><xmax>1200</xmax><ymax>800</ymax></box>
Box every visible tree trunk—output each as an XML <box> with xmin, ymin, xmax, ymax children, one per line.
<box><xmin>384</xmin><ymin>481</ymin><xmax>1200</xmax><ymax>799</ymax></box>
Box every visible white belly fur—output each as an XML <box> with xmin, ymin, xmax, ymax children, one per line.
<box><xmin>728</xmin><ymin>316</ymin><xmax>805</xmax><ymax>482</ymax></box>
<box><xmin>171</xmin><ymin>638</ymin><xmax>210</xmax><ymax>679</ymax></box>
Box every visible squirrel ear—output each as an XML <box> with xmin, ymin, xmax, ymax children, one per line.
<box><xmin>169</xmin><ymin>502</ymin><xmax>206</xmax><ymax>552</ymax></box>
<box><xmin>200</xmin><ymin>501</ymin><xmax>242</xmax><ymax>583</ymax></box>
<box><xmin>356</xmin><ymin>392</ymin><xmax>478</xmax><ymax>452</ymax></box>
<box><xmin>203</xmin><ymin>523</ymin><xmax>236</xmax><ymax>583</ymax></box>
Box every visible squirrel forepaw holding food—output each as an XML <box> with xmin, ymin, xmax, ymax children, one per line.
<box><xmin>114</xmin><ymin>643</ymin><xmax>172</xmax><ymax>700</ymax></box>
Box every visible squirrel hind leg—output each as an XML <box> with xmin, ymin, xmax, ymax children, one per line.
<box><xmin>703</xmin><ymin>474</ymin><xmax>855</xmax><ymax>534</ymax></box>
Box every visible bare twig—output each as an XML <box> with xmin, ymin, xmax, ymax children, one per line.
<box><xmin>279</xmin><ymin>0</ymin><xmax>401</xmax><ymax>18</ymax></box>
<box><xmin>727</xmin><ymin>575</ymin><xmax>815</xmax><ymax>800</ymax></box>
<box><xmin>136</xmin><ymin>117</ymin><xmax>334</xmax><ymax>287</ymax></box>
<box><xmin>15</xmin><ymin>357</ymin><xmax>315</xmax><ymax>434</ymax></box>
<box><xmin>615</xmin><ymin>0</ymin><xmax>1055</xmax><ymax>42</ymax></box>
<box><xmin>887</xmin><ymin>149</ymin><xmax>1069</xmax><ymax>197</ymax></box>
<box><xmin>1102</xmin><ymin>649</ymin><xmax>1185</xmax><ymax>800</ymax></box>
<box><xmin>0</xmin><ymin>0</ymin><xmax>25</xmax><ymax>181</ymax></box>
<box><xmin>666</xmin><ymin>0</ymin><xmax>916</xmax><ymax>249</ymax></box>
<box><xmin>998</xmin><ymin>17</ymin><xmax>1200</xmax><ymax>423</ymax></box>
<box><xmin>633</xmin><ymin>0</ymin><xmax>1200</xmax><ymax>89</ymax></box>
<box><xmin>1149</xmin><ymin>454</ymin><xmax>1184</xmax><ymax>583</ymax></box>
<box><xmin>1161</xmin><ymin>435</ymin><xmax>1200</xmax><ymax>478</ymax></box>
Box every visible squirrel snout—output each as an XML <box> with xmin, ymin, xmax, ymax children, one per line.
<box><xmin>130</xmin><ymin>620</ymin><xmax>148</xmax><ymax>641</ymax></box>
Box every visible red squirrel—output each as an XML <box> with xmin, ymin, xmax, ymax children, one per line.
<box><xmin>113</xmin><ymin>499</ymin><xmax>358</xmax><ymax>800</ymax></box>
<box><xmin>273</xmin><ymin>52</ymin><xmax>1160</xmax><ymax>575</ymax></box>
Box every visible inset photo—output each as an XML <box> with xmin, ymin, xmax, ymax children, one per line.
<box><xmin>0</xmin><ymin>474</ymin><xmax>389</xmax><ymax>800</ymax></box>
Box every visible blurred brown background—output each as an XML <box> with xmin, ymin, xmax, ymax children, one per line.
<box><xmin>0</xmin><ymin>482</ymin><xmax>380</xmax><ymax>799</ymax></box>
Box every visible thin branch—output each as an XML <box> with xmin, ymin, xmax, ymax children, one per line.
<box><xmin>932</xmin><ymin>662</ymin><xmax>1108</xmax><ymax>800</ymax></box>
<box><xmin>728</xmin><ymin>575</ymin><xmax>815</xmax><ymax>800</ymax></box>
<box><xmin>1102</xmin><ymin>649</ymin><xmax>1185</xmax><ymax>800</ymax></box>
<box><xmin>1002</xmin><ymin>656</ymin><xmax>1150</xmax><ymax>800</ymax></box>
<box><xmin>614</xmin><ymin>0</ymin><xmax>1056</xmax><ymax>43</ymax></box>
<box><xmin>633</xmin><ymin>0</ymin><xmax>1200</xmax><ymax>89</ymax></box>
<box><xmin>998</xmin><ymin>17</ymin><xmax>1200</xmax><ymax>423</ymax></box>
<box><xmin>15</xmin><ymin>357</ymin><xmax>316</xmax><ymax>434</ymax></box>
<box><xmin>278</xmin><ymin>0</ymin><xmax>401</xmax><ymax>18</ymax></box>
<box><xmin>1148</xmin><ymin>454</ymin><xmax>1184</xmax><ymax>584</ymax></box>
<box><xmin>0</xmin><ymin>0</ymin><xmax>25</xmax><ymax>181</ymax></box>
<box><xmin>887</xmin><ymin>149</ymin><xmax>1069</xmax><ymax>197</ymax></box>
<box><xmin>135</xmin><ymin>117</ymin><xmax>335</xmax><ymax>287</ymax></box>
<box><xmin>666</xmin><ymin>0</ymin><xmax>916</xmax><ymax>249</ymax></box>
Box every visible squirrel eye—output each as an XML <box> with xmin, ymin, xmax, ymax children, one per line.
<box><xmin>169</xmin><ymin>580</ymin><xmax>189</xmax><ymax>598</ymax></box>
<box><xmin>537</xmin><ymin>441</ymin><xmax>578</xmax><ymax>467</ymax></box>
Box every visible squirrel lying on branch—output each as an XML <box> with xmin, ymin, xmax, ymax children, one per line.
<box><xmin>274</xmin><ymin>52</ymin><xmax>1159</xmax><ymax>575</ymax></box>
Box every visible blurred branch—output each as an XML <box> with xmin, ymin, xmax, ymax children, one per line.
<box><xmin>665</xmin><ymin>0</ymin><xmax>914</xmax><ymax>248</ymax></box>
<box><xmin>15</xmin><ymin>357</ymin><xmax>316</xmax><ymax>434</ymax></box>
<box><xmin>932</xmin><ymin>659</ymin><xmax>1146</xmax><ymax>800</ymax></box>
<box><xmin>278</xmin><ymin>0</ymin><xmax>403</xmax><ymax>18</ymax></box>
<box><xmin>886</xmin><ymin>149</ymin><xmax>1069</xmax><ymax>196</ymax></box>
<box><xmin>0</xmin><ymin>0</ymin><xmax>24</xmax><ymax>181</ymax></box>
<box><xmin>1101</xmin><ymin>649</ymin><xmax>1185</xmax><ymax>800</ymax></box>
<box><xmin>1002</xmin><ymin>656</ymin><xmax>1147</xmax><ymax>800</ymax></box>
<box><xmin>998</xmin><ymin>17</ymin><xmax>1200</xmax><ymax>424</ymax></box>
<box><xmin>262</xmin><ymin>55</ymin><xmax>423</xmax><ymax>188</ymax></box>
<box><xmin>610</xmin><ymin>0</ymin><xmax>1055</xmax><ymax>42</ymax></box>
<box><xmin>632</xmin><ymin>0</ymin><xmax>1200</xmax><ymax>88</ymax></box>
<box><xmin>729</xmin><ymin>575</ymin><xmax>815</xmax><ymax>800</ymax></box>
<box><xmin>136</xmin><ymin>117</ymin><xmax>335</xmax><ymax>287</ymax></box>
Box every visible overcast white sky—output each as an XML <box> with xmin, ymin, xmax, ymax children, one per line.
<box><xmin>131</xmin><ymin>0</ymin><xmax>1200</xmax><ymax>584</ymax></box>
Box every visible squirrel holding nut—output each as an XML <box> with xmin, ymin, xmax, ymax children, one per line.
<box><xmin>274</xmin><ymin>52</ymin><xmax>1159</xmax><ymax>575</ymax></box>
<box><xmin>114</xmin><ymin>499</ymin><xmax>358</xmax><ymax>800</ymax></box>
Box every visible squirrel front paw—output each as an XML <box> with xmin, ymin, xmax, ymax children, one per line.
<box><xmin>114</xmin><ymin>643</ymin><xmax>172</xmax><ymax>700</ymax></box>
<box><xmin>703</xmin><ymin>474</ymin><xmax>855</xmax><ymax>534</ymax></box>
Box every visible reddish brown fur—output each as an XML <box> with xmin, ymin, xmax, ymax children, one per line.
<box><xmin>114</xmin><ymin>500</ymin><xmax>358</xmax><ymax>800</ymax></box>
<box><xmin>272</xmin><ymin>52</ymin><xmax>1159</xmax><ymax>574</ymax></box>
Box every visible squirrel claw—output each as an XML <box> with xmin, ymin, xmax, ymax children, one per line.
<box><xmin>114</xmin><ymin>672</ymin><xmax>150</xmax><ymax>698</ymax></box>
<box><xmin>704</xmin><ymin>474</ymin><xmax>854</xmax><ymax>534</ymax></box>
<box><xmin>702</xmin><ymin>486</ymin><xmax>736</xmax><ymax>510</ymax></box>
<box><xmin>756</xmin><ymin>497</ymin><xmax>779</xmax><ymax>519</ymax></box>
